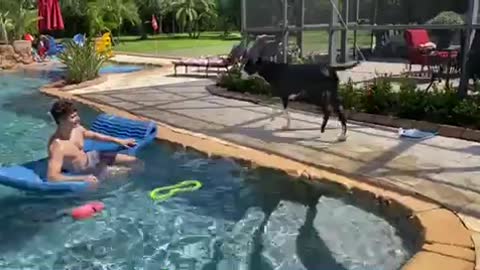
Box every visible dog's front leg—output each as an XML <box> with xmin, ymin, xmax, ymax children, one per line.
<box><xmin>281</xmin><ymin>96</ymin><xmax>291</xmax><ymax>130</ymax></box>
<box><xmin>270</xmin><ymin>106</ymin><xmax>279</xmax><ymax>121</ymax></box>
<box><xmin>282</xmin><ymin>108</ymin><xmax>291</xmax><ymax>130</ymax></box>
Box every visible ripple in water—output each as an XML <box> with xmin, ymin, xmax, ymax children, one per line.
<box><xmin>0</xmin><ymin>72</ymin><xmax>416</xmax><ymax>269</ymax></box>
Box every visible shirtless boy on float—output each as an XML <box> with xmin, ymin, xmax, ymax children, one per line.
<box><xmin>47</xmin><ymin>99</ymin><xmax>138</xmax><ymax>184</ymax></box>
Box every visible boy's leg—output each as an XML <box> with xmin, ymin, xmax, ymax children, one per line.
<box><xmin>100</xmin><ymin>152</ymin><xmax>144</xmax><ymax>172</ymax></box>
<box><xmin>100</xmin><ymin>152</ymin><xmax>136</xmax><ymax>166</ymax></box>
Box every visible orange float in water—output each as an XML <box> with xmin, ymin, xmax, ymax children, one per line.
<box><xmin>70</xmin><ymin>201</ymin><xmax>105</xmax><ymax>220</ymax></box>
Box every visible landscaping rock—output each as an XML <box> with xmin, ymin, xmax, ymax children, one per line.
<box><xmin>0</xmin><ymin>44</ymin><xmax>17</xmax><ymax>69</ymax></box>
<box><xmin>12</xmin><ymin>40</ymin><xmax>33</xmax><ymax>65</ymax></box>
<box><xmin>0</xmin><ymin>42</ymin><xmax>33</xmax><ymax>69</ymax></box>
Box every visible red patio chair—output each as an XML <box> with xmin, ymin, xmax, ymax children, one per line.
<box><xmin>404</xmin><ymin>29</ymin><xmax>459</xmax><ymax>74</ymax></box>
<box><xmin>404</xmin><ymin>29</ymin><xmax>436</xmax><ymax>72</ymax></box>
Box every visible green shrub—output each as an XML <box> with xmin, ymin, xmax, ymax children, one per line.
<box><xmin>58</xmin><ymin>39</ymin><xmax>107</xmax><ymax>84</ymax></box>
<box><xmin>339</xmin><ymin>79</ymin><xmax>362</xmax><ymax>111</ymax></box>
<box><xmin>359</xmin><ymin>75</ymin><xmax>395</xmax><ymax>115</ymax></box>
<box><xmin>395</xmin><ymin>78</ymin><xmax>427</xmax><ymax>120</ymax></box>
<box><xmin>452</xmin><ymin>98</ymin><xmax>480</xmax><ymax>128</ymax></box>
<box><xmin>427</xmin><ymin>11</ymin><xmax>464</xmax><ymax>49</ymax></box>
<box><xmin>427</xmin><ymin>11</ymin><xmax>464</xmax><ymax>25</ymax></box>
<box><xmin>217</xmin><ymin>67</ymin><xmax>271</xmax><ymax>96</ymax></box>
<box><xmin>422</xmin><ymin>89</ymin><xmax>458</xmax><ymax>125</ymax></box>
<box><xmin>0</xmin><ymin>12</ymin><xmax>13</xmax><ymax>43</ymax></box>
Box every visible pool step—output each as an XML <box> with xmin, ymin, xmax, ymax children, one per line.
<box><xmin>260</xmin><ymin>201</ymin><xmax>308</xmax><ymax>270</ymax></box>
<box><xmin>217</xmin><ymin>207</ymin><xmax>265</xmax><ymax>269</ymax></box>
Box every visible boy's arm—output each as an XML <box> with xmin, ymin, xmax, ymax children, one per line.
<box><xmin>82</xmin><ymin>126</ymin><xmax>122</xmax><ymax>144</ymax></box>
<box><xmin>82</xmin><ymin>126</ymin><xmax>136</xmax><ymax>147</ymax></box>
<box><xmin>47</xmin><ymin>142</ymin><xmax>92</xmax><ymax>182</ymax></box>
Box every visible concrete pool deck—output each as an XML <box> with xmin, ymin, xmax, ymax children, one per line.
<box><xmin>38</xmin><ymin>58</ymin><xmax>480</xmax><ymax>269</ymax></box>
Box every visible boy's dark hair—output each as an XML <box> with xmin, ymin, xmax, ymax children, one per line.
<box><xmin>50</xmin><ymin>99</ymin><xmax>77</xmax><ymax>124</ymax></box>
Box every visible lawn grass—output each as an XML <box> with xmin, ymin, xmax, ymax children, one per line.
<box><xmin>114</xmin><ymin>30</ymin><xmax>373</xmax><ymax>58</ymax></box>
<box><xmin>300</xmin><ymin>30</ymin><xmax>372</xmax><ymax>54</ymax></box>
<box><xmin>114</xmin><ymin>32</ymin><xmax>241</xmax><ymax>58</ymax></box>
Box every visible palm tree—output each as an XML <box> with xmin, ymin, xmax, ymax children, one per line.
<box><xmin>106</xmin><ymin>0</ymin><xmax>141</xmax><ymax>35</ymax></box>
<box><xmin>0</xmin><ymin>12</ymin><xmax>14</xmax><ymax>44</ymax></box>
<box><xmin>0</xmin><ymin>0</ymin><xmax>40</xmax><ymax>41</ymax></box>
<box><xmin>13</xmin><ymin>4</ymin><xmax>40</xmax><ymax>39</ymax></box>
<box><xmin>86</xmin><ymin>1</ymin><xmax>108</xmax><ymax>36</ymax></box>
<box><xmin>215</xmin><ymin>0</ymin><xmax>240</xmax><ymax>37</ymax></box>
<box><xmin>135</xmin><ymin>0</ymin><xmax>173</xmax><ymax>38</ymax></box>
<box><xmin>194</xmin><ymin>2</ymin><xmax>217</xmax><ymax>38</ymax></box>
<box><xmin>86</xmin><ymin>0</ymin><xmax>140</xmax><ymax>37</ymax></box>
<box><xmin>173</xmin><ymin>0</ymin><xmax>198</xmax><ymax>35</ymax></box>
<box><xmin>135</xmin><ymin>0</ymin><xmax>164</xmax><ymax>15</ymax></box>
<box><xmin>173</xmin><ymin>0</ymin><xmax>216</xmax><ymax>38</ymax></box>
<box><xmin>60</xmin><ymin>0</ymin><xmax>89</xmax><ymax>17</ymax></box>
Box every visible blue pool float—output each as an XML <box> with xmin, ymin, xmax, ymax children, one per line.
<box><xmin>0</xmin><ymin>113</ymin><xmax>157</xmax><ymax>194</ymax></box>
<box><xmin>398</xmin><ymin>128</ymin><xmax>438</xmax><ymax>140</ymax></box>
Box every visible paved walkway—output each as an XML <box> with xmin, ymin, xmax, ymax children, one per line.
<box><xmin>75</xmin><ymin>75</ymin><xmax>480</xmax><ymax>222</ymax></box>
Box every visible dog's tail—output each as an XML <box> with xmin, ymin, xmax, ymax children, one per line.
<box><xmin>327</xmin><ymin>61</ymin><xmax>359</xmax><ymax>81</ymax></box>
<box><xmin>327</xmin><ymin>66</ymin><xmax>340</xmax><ymax>82</ymax></box>
<box><xmin>329</xmin><ymin>61</ymin><xmax>360</xmax><ymax>71</ymax></box>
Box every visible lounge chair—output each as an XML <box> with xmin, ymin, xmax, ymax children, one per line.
<box><xmin>172</xmin><ymin>43</ymin><xmax>247</xmax><ymax>77</ymax></box>
<box><xmin>404</xmin><ymin>29</ymin><xmax>458</xmax><ymax>73</ymax></box>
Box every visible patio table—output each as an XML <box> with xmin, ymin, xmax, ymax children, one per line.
<box><xmin>426</xmin><ymin>45</ymin><xmax>461</xmax><ymax>90</ymax></box>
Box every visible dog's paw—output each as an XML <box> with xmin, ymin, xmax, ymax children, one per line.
<box><xmin>337</xmin><ymin>134</ymin><xmax>347</xmax><ymax>142</ymax></box>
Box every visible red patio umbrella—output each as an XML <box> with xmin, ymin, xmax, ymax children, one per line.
<box><xmin>38</xmin><ymin>0</ymin><xmax>64</xmax><ymax>32</ymax></box>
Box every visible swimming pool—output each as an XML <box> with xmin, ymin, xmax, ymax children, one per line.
<box><xmin>99</xmin><ymin>63</ymin><xmax>145</xmax><ymax>74</ymax></box>
<box><xmin>43</xmin><ymin>62</ymin><xmax>145</xmax><ymax>82</ymax></box>
<box><xmin>0</xmin><ymin>72</ymin><xmax>417</xmax><ymax>269</ymax></box>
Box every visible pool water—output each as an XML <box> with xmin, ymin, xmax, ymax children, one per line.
<box><xmin>0</xmin><ymin>72</ymin><xmax>416</xmax><ymax>270</ymax></box>
<box><xmin>99</xmin><ymin>64</ymin><xmax>144</xmax><ymax>74</ymax></box>
<box><xmin>45</xmin><ymin>62</ymin><xmax>145</xmax><ymax>82</ymax></box>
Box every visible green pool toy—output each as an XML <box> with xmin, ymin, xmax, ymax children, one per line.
<box><xmin>150</xmin><ymin>180</ymin><xmax>203</xmax><ymax>201</ymax></box>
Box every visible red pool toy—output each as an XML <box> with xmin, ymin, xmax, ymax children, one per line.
<box><xmin>70</xmin><ymin>201</ymin><xmax>105</xmax><ymax>220</ymax></box>
<box><xmin>24</xmin><ymin>33</ymin><xmax>34</xmax><ymax>42</ymax></box>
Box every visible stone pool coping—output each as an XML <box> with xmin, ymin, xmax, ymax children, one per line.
<box><xmin>109</xmin><ymin>53</ymin><xmax>174</xmax><ymax>67</ymax></box>
<box><xmin>40</xmin><ymin>84</ymin><xmax>476</xmax><ymax>270</ymax></box>
<box><xmin>46</xmin><ymin>76</ymin><xmax>109</xmax><ymax>91</ymax></box>
<box><xmin>207</xmin><ymin>85</ymin><xmax>480</xmax><ymax>143</ymax></box>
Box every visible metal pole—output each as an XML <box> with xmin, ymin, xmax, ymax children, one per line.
<box><xmin>340</xmin><ymin>0</ymin><xmax>350</xmax><ymax>63</ymax></box>
<box><xmin>353</xmin><ymin>0</ymin><xmax>360</xmax><ymax>59</ymax></box>
<box><xmin>329</xmin><ymin>0</ymin><xmax>339</xmax><ymax>65</ymax></box>
<box><xmin>296</xmin><ymin>0</ymin><xmax>305</xmax><ymax>58</ymax></box>
<box><xmin>282</xmin><ymin>0</ymin><xmax>289</xmax><ymax>63</ymax></box>
<box><xmin>459</xmin><ymin>0</ymin><xmax>479</xmax><ymax>97</ymax></box>
<box><xmin>370</xmin><ymin>0</ymin><xmax>378</xmax><ymax>52</ymax></box>
<box><xmin>241</xmin><ymin>0</ymin><xmax>247</xmax><ymax>34</ymax></box>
